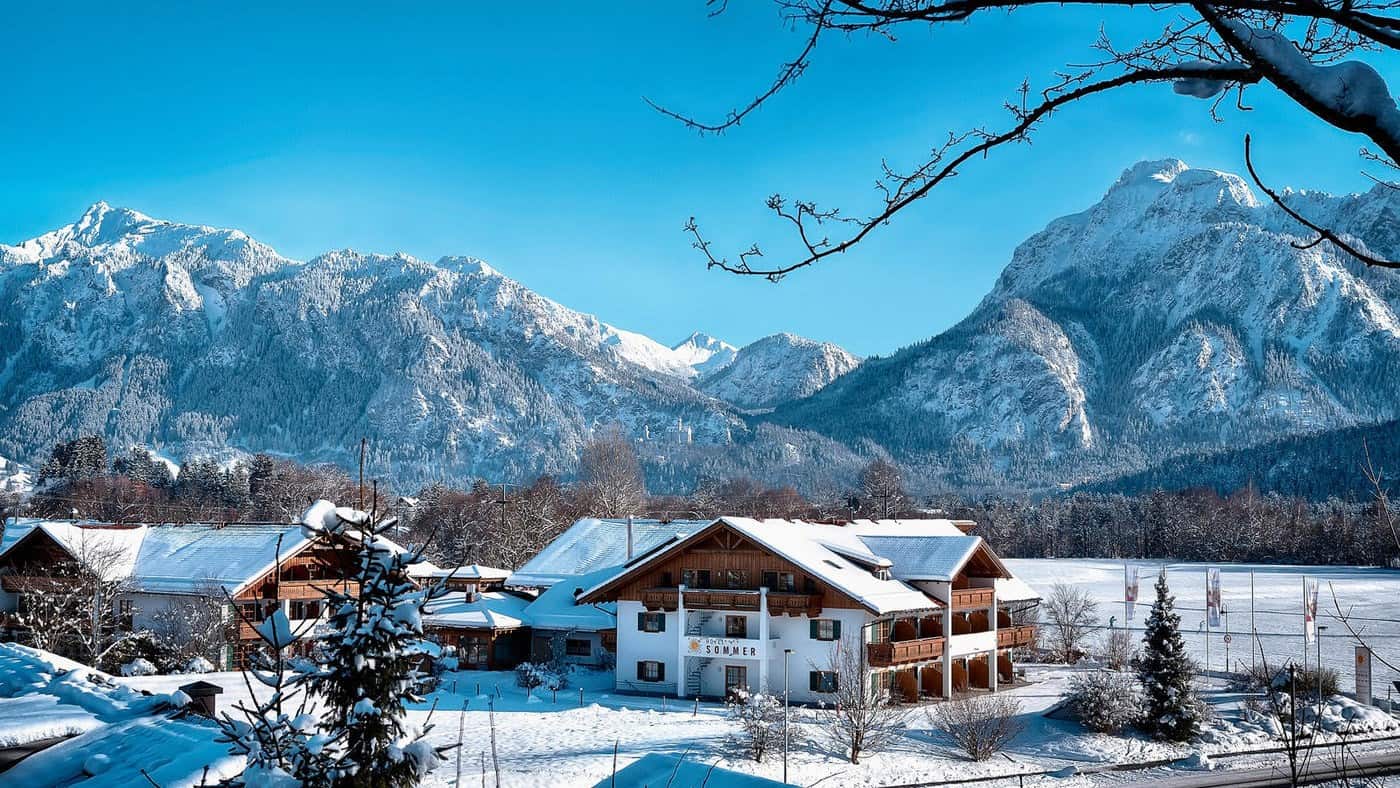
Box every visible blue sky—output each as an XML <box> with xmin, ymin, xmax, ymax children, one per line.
<box><xmin>2</xmin><ymin>2</ymin><xmax>1393</xmax><ymax>357</ymax></box>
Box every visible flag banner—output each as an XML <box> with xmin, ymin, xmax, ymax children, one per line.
<box><xmin>1304</xmin><ymin>579</ymin><xmax>1319</xmax><ymax>645</ymax></box>
<box><xmin>1125</xmin><ymin>565</ymin><xmax>1140</xmax><ymax>621</ymax></box>
<box><xmin>1207</xmin><ymin>568</ymin><xmax>1223</xmax><ymax>628</ymax></box>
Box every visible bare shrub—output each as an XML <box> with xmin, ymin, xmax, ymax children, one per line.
<box><xmin>817</xmin><ymin>638</ymin><xmax>910</xmax><ymax>764</ymax></box>
<box><xmin>1102</xmin><ymin>627</ymin><xmax>1137</xmax><ymax>670</ymax></box>
<box><xmin>928</xmin><ymin>694</ymin><xmax>1026</xmax><ymax>761</ymax></box>
<box><xmin>1042</xmin><ymin>583</ymin><xmax>1099</xmax><ymax>663</ymax></box>
<box><xmin>726</xmin><ymin>689</ymin><xmax>783</xmax><ymax>762</ymax></box>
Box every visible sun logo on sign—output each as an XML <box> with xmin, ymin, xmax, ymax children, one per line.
<box><xmin>689</xmin><ymin>639</ymin><xmax>700</xmax><ymax>651</ymax></box>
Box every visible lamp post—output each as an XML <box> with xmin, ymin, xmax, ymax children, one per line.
<box><xmin>783</xmin><ymin>648</ymin><xmax>793</xmax><ymax>784</ymax></box>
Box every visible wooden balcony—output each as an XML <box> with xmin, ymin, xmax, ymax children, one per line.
<box><xmin>867</xmin><ymin>636</ymin><xmax>945</xmax><ymax>667</ymax></box>
<box><xmin>997</xmin><ymin>625</ymin><xmax>1036</xmax><ymax>649</ymax></box>
<box><xmin>950</xmin><ymin>588</ymin><xmax>995</xmax><ymax>610</ymax></box>
<box><xmin>265</xmin><ymin>579</ymin><xmax>338</xmax><ymax>599</ymax></box>
<box><xmin>640</xmin><ymin>588</ymin><xmax>819</xmax><ymax>616</ymax></box>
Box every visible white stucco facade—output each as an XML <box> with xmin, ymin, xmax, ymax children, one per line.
<box><xmin>615</xmin><ymin>595</ymin><xmax>872</xmax><ymax>704</ymax></box>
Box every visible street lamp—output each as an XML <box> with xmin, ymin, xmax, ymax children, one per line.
<box><xmin>783</xmin><ymin>648</ymin><xmax>794</xmax><ymax>784</ymax></box>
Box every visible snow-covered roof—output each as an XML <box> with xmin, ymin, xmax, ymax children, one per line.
<box><xmin>995</xmin><ymin>575</ymin><xmax>1042</xmax><ymax>603</ymax></box>
<box><xmin>428</xmin><ymin>563</ymin><xmax>512</xmax><ymax>582</ymax></box>
<box><xmin>424</xmin><ymin>590</ymin><xmax>531</xmax><ymax>630</ymax></box>
<box><xmin>0</xmin><ymin>643</ymin><xmax>238</xmax><ymax>784</ymax></box>
<box><xmin>854</xmin><ymin>535</ymin><xmax>982</xmax><ymax>582</ymax></box>
<box><xmin>578</xmin><ymin>517</ymin><xmax>1027</xmax><ymax>616</ymax></box>
<box><xmin>131</xmin><ymin>523</ymin><xmax>312</xmax><ymax>596</ymax></box>
<box><xmin>0</xmin><ymin>518</ymin><xmax>313</xmax><ymax>596</ymax></box>
<box><xmin>524</xmin><ymin>565</ymin><xmax>620</xmax><ymax>631</ymax></box>
<box><xmin>510</xmin><ymin>518</ymin><xmax>705</xmax><ymax>588</ymax></box>
<box><xmin>709</xmin><ymin>518</ymin><xmax>940</xmax><ymax>614</ymax></box>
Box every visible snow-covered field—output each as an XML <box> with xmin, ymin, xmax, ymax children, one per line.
<box><xmin>1007</xmin><ymin>559</ymin><xmax>1400</xmax><ymax>693</ymax></box>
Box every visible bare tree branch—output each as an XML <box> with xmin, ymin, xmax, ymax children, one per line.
<box><xmin>1244</xmin><ymin>134</ymin><xmax>1400</xmax><ymax>268</ymax></box>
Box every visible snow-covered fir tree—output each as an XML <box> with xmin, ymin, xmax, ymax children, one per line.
<box><xmin>295</xmin><ymin>500</ymin><xmax>443</xmax><ymax>787</ymax></box>
<box><xmin>216</xmin><ymin>604</ymin><xmax>337</xmax><ymax>788</ymax></box>
<box><xmin>1137</xmin><ymin>570</ymin><xmax>1207</xmax><ymax>741</ymax></box>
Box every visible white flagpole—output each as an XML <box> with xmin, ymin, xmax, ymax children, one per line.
<box><xmin>1123</xmin><ymin>564</ymin><xmax>1129</xmax><ymax>629</ymax></box>
<box><xmin>1204</xmin><ymin>568</ymin><xmax>1211</xmax><ymax>675</ymax></box>
<box><xmin>1250</xmin><ymin>570</ymin><xmax>1256</xmax><ymax>673</ymax></box>
<box><xmin>1302</xmin><ymin>576</ymin><xmax>1309</xmax><ymax>672</ymax></box>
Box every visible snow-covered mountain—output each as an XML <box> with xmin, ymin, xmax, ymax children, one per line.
<box><xmin>0</xmin><ymin>456</ymin><xmax>31</xmax><ymax>496</ymax></box>
<box><xmin>671</xmin><ymin>332</ymin><xmax>738</xmax><ymax>377</ymax></box>
<box><xmin>699</xmin><ymin>333</ymin><xmax>860</xmax><ymax>410</ymax></box>
<box><xmin>769</xmin><ymin>159</ymin><xmax>1400</xmax><ymax>491</ymax></box>
<box><xmin>0</xmin><ymin>204</ymin><xmax>859</xmax><ymax>487</ymax></box>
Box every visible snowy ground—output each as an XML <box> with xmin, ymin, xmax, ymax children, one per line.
<box><xmin>1007</xmin><ymin>559</ymin><xmax>1400</xmax><ymax>694</ymax></box>
<box><xmin>16</xmin><ymin>558</ymin><xmax>1396</xmax><ymax>786</ymax></box>
<box><xmin>112</xmin><ymin>662</ymin><xmax>1400</xmax><ymax>788</ymax></box>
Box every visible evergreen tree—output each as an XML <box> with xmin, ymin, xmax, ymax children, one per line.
<box><xmin>295</xmin><ymin>500</ymin><xmax>443</xmax><ymax>786</ymax></box>
<box><xmin>1137</xmin><ymin>570</ymin><xmax>1207</xmax><ymax>741</ymax></box>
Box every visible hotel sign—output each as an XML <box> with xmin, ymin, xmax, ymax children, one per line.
<box><xmin>685</xmin><ymin>636</ymin><xmax>760</xmax><ymax>658</ymax></box>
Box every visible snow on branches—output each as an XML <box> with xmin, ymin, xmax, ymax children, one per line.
<box><xmin>658</xmin><ymin>0</ymin><xmax>1400</xmax><ymax>277</ymax></box>
<box><xmin>216</xmin><ymin>499</ymin><xmax>446</xmax><ymax>787</ymax></box>
<box><xmin>293</xmin><ymin>499</ymin><xmax>446</xmax><ymax>786</ymax></box>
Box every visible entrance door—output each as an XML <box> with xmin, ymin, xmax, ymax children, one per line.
<box><xmin>724</xmin><ymin>665</ymin><xmax>747</xmax><ymax>699</ymax></box>
<box><xmin>462</xmin><ymin>635</ymin><xmax>489</xmax><ymax>668</ymax></box>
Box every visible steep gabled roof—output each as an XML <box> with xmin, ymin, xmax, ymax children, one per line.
<box><xmin>578</xmin><ymin>518</ymin><xmax>940</xmax><ymax>615</ymax></box>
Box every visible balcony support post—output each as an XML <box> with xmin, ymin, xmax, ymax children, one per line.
<box><xmin>988</xmin><ymin>587</ymin><xmax>998</xmax><ymax>692</ymax></box>
<box><xmin>677</xmin><ymin>584</ymin><xmax>687</xmax><ymax>699</ymax></box>
<box><xmin>758</xmin><ymin>587</ymin><xmax>769</xmax><ymax>693</ymax></box>
<box><xmin>942</xmin><ymin>600</ymin><xmax>953</xmax><ymax>698</ymax></box>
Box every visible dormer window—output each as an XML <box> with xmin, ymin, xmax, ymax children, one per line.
<box><xmin>874</xmin><ymin>568</ymin><xmax>892</xmax><ymax>581</ymax></box>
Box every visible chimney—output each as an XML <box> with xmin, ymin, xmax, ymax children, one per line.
<box><xmin>179</xmin><ymin>680</ymin><xmax>224</xmax><ymax>718</ymax></box>
<box><xmin>626</xmin><ymin>515</ymin><xmax>634</xmax><ymax>561</ymax></box>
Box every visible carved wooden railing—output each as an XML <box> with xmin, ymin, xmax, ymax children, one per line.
<box><xmin>996</xmin><ymin>625</ymin><xmax>1036</xmax><ymax>649</ymax></box>
<box><xmin>949</xmin><ymin>588</ymin><xmax>995</xmax><ymax>609</ymax></box>
<box><xmin>866</xmin><ymin>636</ymin><xmax>945</xmax><ymax>667</ymax></box>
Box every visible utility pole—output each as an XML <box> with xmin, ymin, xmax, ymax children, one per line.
<box><xmin>358</xmin><ymin>437</ymin><xmax>367</xmax><ymax>511</ymax></box>
<box><xmin>495</xmin><ymin>483</ymin><xmax>511</xmax><ymax>536</ymax></box>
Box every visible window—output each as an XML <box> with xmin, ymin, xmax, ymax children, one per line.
<box><xmin>637</xmin><ymin>660</ymin><xmax>665</xmax><ymax>682</ymax></box>
<box><xmin>809</xmin><ymin>670</ymin><xmax>838</xmax><ymax>693</ymax></box>
<box><xmin>659</xmin><ymin>571</ymin><xmax>673</xmax><ymax>587</ymax></box>
<box><xmin>803</xmin><ymin>577</ymin><xmax>818</xmax><ymax>594</ymax></box>
<box><xmin>724</xmin><ymin>569</ymin><xmax>746</xmax><ymax>589</ymax></box>
<box><xmin>681</xmin><ymin>569</ymin><xmax>711</xmax><ymax>588</ymax></box>
<box><xmin>810</xmin><ymin>619</ymin><xmax>841</xmax><ymax>641</ymax></box>
<box><xmin>289</xmin><ymin>599</ymin><xmax>322</xmax><ymax>620</ymax></box>
<box><xmin>117</xmin><ymin>599</ymin><xmax>134</xmax><ymax>628</ymax></box>
<box><xmin>463</xmin><ymin>635</ymin><xmax>489</xmax><ymax>665</ymax></box>
<box><xmin>725</xmin><ymin>665</ymin><xmax>747</xmax><ymax>695</ymax></box>
<box><xmin>565</xmin><ymin>638</ymin><xmax>592</xmax><ymax>657</ymax></box>
<box><xmin>762</xmin><ymin>571</ymin><xmax>796</xmax><ymax>592</ymax></box>
<box><xmin>725</xmin><ymin>615</ymin><xmax>747</xmax><ymax>638</ymax></box>
<box><xmin>637</xmin><ymin>611</ymin><xmax>666</xmax><ymax>633</ymax></box>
